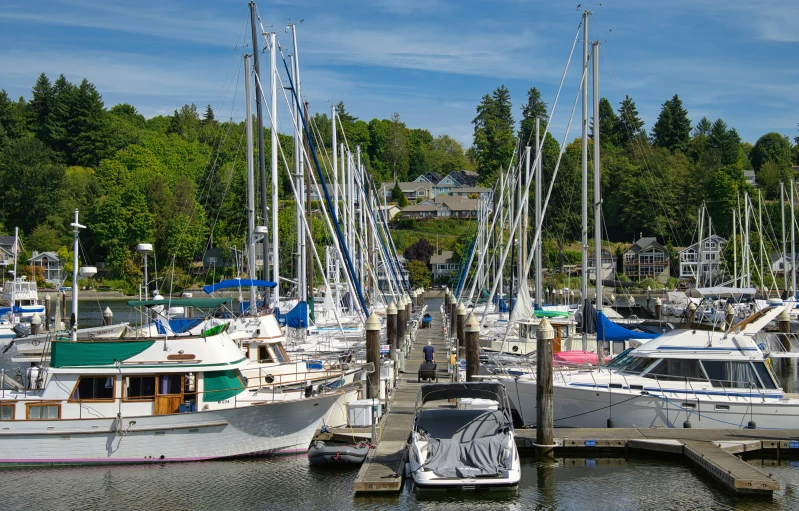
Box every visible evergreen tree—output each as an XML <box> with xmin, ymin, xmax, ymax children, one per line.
<box><xmin>693</xmin><ymin>116</ymin><xmax>712</xmax><ymax>137</ymax></box>
<box><xmin>591</xmin><ymin>97</ymin><xmax>619</xmax><ymax>148</ymax></box>
<box><xmin>43</xmin><ymin>74</ymin><xmax>76</xmax><ymax>157</ymax></box>
<box><xmin>614</xmin><ymin>95</ymin><xmax>644</xmax><ymax>146</ymax></box>
<box><xmin>203</xmin><ymin>104</ymin><xmax>215</xmax><ymax>124</ymax></box>
<box><xmin>707</xmin><ymin>118</ymin><xmax>741</xmax><ymax>166</ymax></box>
<box><xmin>519</xmin><ymin>87</ymin><xmax>548</xmax><ymax>146</ymax></box>
<box><xmin>472</xmin><ymin>85</ymin><xmax>515</xmax><ymax>185</ymax></box>
<box><xmin>407</xmin><ymin>128</ymin><xmax>432</xmax><ymax>180</ymax></box>
<box><xmin>0</xmin><ymin>90</ymin><xmax>30</xmax><ymax>140</ymax></box>
<box><xmin>651</xmin><ymin>94</ymin><xmax>691</xmax><ymax>153</ymax></box>
<box><xmin>335</xmin><ymin>101</ymin><xmax>357</xmax><ymax>123</ymax></box>
<box><xmin>386</xmin><ymin>112</ymin><xmax>409</xmax><ymax>182</ymax></box>
<box><xmin>28</xmin><ymin>73</ymin><xmax>53</xmax><ymax>140</ymax></box>
<box><xmin>66</xmin><ymin>78</ymin><xmax>110</xmax><ymax>167</ymax></box>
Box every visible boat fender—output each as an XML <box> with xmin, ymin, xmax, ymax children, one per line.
<box><xmin>264</xmin><ymin>374</ymin><xmax>275</xmax><ymax>384</ymax></box>
<box><xmin>683</xmin><ymin>421</ymin><xmax>692</xmax><ymax>428</ymax></box>
<box><xmin>305</xmin><ymin>385</ymin><xmax>313</xmax><ymax>398</ymax></box>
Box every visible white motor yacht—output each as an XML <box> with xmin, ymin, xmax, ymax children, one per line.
<box><xmin>499</xmin><ymin>306</ymin><xmax>798</xmax><ymax>429</ymax></box>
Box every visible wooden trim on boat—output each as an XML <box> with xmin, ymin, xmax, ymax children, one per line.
<box><xmin>0</xmin><ymin>419</ymin><xmax>229</xmax><ymax>436</ymax></box>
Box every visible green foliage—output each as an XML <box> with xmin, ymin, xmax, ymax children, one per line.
<box><xmin>407</xmin><ymin>259</ymin><xmax>431</xmax><ymax>288</ymax></box>
<box><xmin>472</xmin><ymin>85</ymin><xmax>515</xmax><ymax>185</ymax></box>
<box><xmin>751</xmin><ymin>132</ymin><xmax>792</xmax><ymax>172</ymax></box>
<box><xmin>519</xmin><ymin>86</ymin><xmax>547</xmax><ymax>146</ymax></box>
<box><xmin>614</xmin><ymin>95</ymin><xmax>644</xmax><ymax>146</ymax></box>
<box><xmin>651</xmin><ymin>94</ymin><xmax>691</xmax><ymax>153</ymax></box>
<box><xmin>26</xmin><ymin>225</ymin><xmax>61</xmax><ymax>252</ymax></box>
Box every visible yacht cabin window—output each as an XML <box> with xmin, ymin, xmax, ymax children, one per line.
<box><xmin>27</xmin><ymin>404</ymin><xmax>60</xmax><ymax>420</ymax></box>
<box><xmin>125</xmin><ymin>376</ymin><xmax>157</xmax><ymax>400</ymax></box>
<box><xmin>71</xmin><ymin>376</ymin><xmax>115</xmax><ymax>401</ymax></box>
<box><xmin>701</xmin><ymin>361</ymin><xmax>773</xmax><ymax>389</ymax></box>
<box><xmin>644</xmin><ymin>359</ymin><xmax>705</xmax><ymax>382</ymax></box>
<box><xmin>258</xmin><ymin>345</ymin><xmax>274</xmax><ymax>364</ymax></box>
<box><xmin>615</xmin><ymin>355</ymin><xmax>658</xmax><ymax>374</ymax></box>
<box><xmin>0</xmin><ymin>403</ymin><xmax>14</xmax><ymax>420</ymax></box>
<box><xmin>159</xmin><ymin>375</ymin><xmax>183</xmax><ymax>395</ymax></box>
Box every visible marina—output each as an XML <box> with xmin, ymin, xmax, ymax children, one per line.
<box><xmin>1</xmin><ymin>0</ymin><xmax>799</xmax><ymax>508</ymax></box>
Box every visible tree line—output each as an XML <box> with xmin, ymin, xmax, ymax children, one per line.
<box><xmin>471</xmin><ymin>85</ymin><xmax>799</xmax><ymax>250</ymax></box>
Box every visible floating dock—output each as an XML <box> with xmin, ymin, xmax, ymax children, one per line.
<box><xmin>353</xmin><ymin>310</ymin><xmax>793</xmax><ymax>496</ymax></box>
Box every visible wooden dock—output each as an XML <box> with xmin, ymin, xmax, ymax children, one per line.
<box><xmin>353</xmin><ymin>306</ymin><xmax>447</xmax><ymax>492</ymax></box>
<box><xmin>353</xmin><ymin>309</ymin><xmax>794</xmax><ymax>496</ymax></box>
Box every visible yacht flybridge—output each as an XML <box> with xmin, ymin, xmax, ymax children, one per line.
<box><xmin>500</xmin><ymin>306</ymin><xmax>798</xmax><ymax>429</ymax></box>
<box><xmin>0</xmin><ymin>323</ymin><xmax>340</xmax><ymax>464</ymax></box>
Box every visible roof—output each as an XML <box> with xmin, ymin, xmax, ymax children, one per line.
<box><xmin>430</xmin><ymin>251</ymin><xmax>455</xmax><ymax>264</ymax></box>
<box><xmin>28</xmin><ymin>251</ymin><xmax>60</xmax><ymax>262</ymax></box>
<box><xmin>625</xmin><ymin>237</ymin><xmax>665</xmax><ymax>254</ymax></box>
<box><xmin>414</xmin><ymin>171</ymin><xmax>442</xmax><ymax>184</ymax></box>
<box><xmin>401</xmin><ymin>203</ymin><xmax>439</xmax><ymax>213</ymax></box>
<box><xmin>434</xmin><ymin>196</ymin><xmax>478</xmax><ymax>211</ymax></box>
<box><xmin>381</xmin><ymin>181</ymin><xmax>432</xmax><ymax>193</ymax></box>
<box><xmin>448</xmin><ymin>187</ymin><xmax>491</xmax><ymax>194</ymax></box>
<box><xmin>679</xmin><ymin>235</ymin><xmax>727</xmax><ymax>254</ymax></box>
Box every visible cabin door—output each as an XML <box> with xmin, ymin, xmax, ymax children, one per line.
<box><xmin>553</xmin><ymin>325</ymin><xmax>562</xmax><ymax>353</ymax></box>
<box><xmin>154</xmin><ymin>374</ymin><xmax>184</xmax><ymax>415</ymax></box>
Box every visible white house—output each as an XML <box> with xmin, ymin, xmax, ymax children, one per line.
<box><xmin>28</xmin><ymin>251</ymin><xmax>63</xmax><ymax>284</ymax></box>
<box><xmin>430</xmin><ymin>251</ymin><xmax>460</xmax><ymax>283</ymax></box>
<box><xmin>376</xmin><ymin>256</ymin><xmax>409</xmax><ymax>292</ymax></box>
<box><xmin>679</xmin><ymin>235</ymin><xmax>726</xmax><ymax>285</ymax></box>
<box><xmin>587</xmin><ymin>248</ymin><xmax>617</xmax><ymax>281</ymax></box>
<box><xmin>379</xmin><ymin>182</ymin><xmax>433</xmax><ymax>202</ymax></box>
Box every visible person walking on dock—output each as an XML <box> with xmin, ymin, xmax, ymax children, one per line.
<box><xmin>423</xmin><ymin>340</ymin><xmax>435</xmax><ymax>363</ymax></box>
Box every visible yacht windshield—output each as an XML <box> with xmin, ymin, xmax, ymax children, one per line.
<box><xmin>615</xmin><ymin>355</ymin><xmax>658</xmax><ymax>375</ymax></box>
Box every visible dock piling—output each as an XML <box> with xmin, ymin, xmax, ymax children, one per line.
<box><xmin>654</xmin><ymin>297</ymin><xmax>662</xmax><ymax>320</ymax></box>
<box><xmin>30</xmin><ymin>313</ymin><xmax>42</xmax><ymax>335</ymax></box>
<box><xmin>44</xmin><ymin>294</ymin><xmax>52</xmax><ymax>331</ymax></box>
<box><xmin>465</xmin><ymin>312</ymin><xmax>480</xmax><ymax>381</ymax></box>
<box><xmin>103</xmin><ymin>307</ymin><xmax>113</xmax><ymax>326</ymax></box>
<box><xmin>366</xmin><ymin>313</ymin><xmax>381</xmax><ymax>400</ymax></box>
<box><xmin>536</xmin><ymin>318</ymin><xmax>555</xmax><ymax>457</ymax></box>
<box><xmin>387</xmin><ymin>302</ymin><xmax>397</xmax><ymax>383</ymax></box>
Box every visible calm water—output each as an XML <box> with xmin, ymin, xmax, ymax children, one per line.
<box><xmin>3</xmin><ymin>297</ymin><xmax>799</xmax><ymax>509</ymax></box>
<box><xmin>0</xmin><ymin>455</ymin><xmax>798</xmax><ymax>510</ymax></box>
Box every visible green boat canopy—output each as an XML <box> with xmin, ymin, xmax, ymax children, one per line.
<box><xmin>203</xmin><ymin>370</ymin><xmax>246</xmax><ymax>402</ymax></box>
<box><xmin>127</xmin><ymin>297</ymin><xmax>233</xmax><ymax>308</ymax></box>
<box><xmin>533</xmin><ymin>310</ymin><xmax>570</xmax><ymax>318</ymax></box>
<box><xmin>51</xmin><ymin>341</ymin><xmax>155</xmax><ymax>368</ymax></box>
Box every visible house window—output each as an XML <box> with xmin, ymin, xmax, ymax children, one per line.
<box><xmin>654</xmin><ymin>265</ymin><xmax>664</xmax><ymax>274</ymax></box>
<box><xmin>27</xmin><ymin>404</ymin><xmax>60</xmax><ymax>420</ymax></box>
<box><xmin>71</xmin><ymin>376</ymin><xmax>115</xmax><ymax>401</ymax></box>
<box><xmin>0</xmin><ymin>403</ymin><xmax>14</xmax><ymax>420</ymax></box>
<box><xmin>125</xmin><ymin>376</ymin><xmax>157</xmax><ymax>400</ymax></box>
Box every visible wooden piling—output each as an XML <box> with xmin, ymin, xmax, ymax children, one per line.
<box><xmin>465</xmin><ymin>312</ymin><xmax>480</xmax><ymax>381</ymax></box>
<box><xmin>366</xmin><ymin>313</ymin><xmax>381</xmax><ymax>400</ymax></box>
<box><xmin>30</xmin><ymin>313</ymin><xmax>42</xmax><ymax>335</ymax></box>
<box><xmin>44</xmin><ymin>294</ymin><xmax>52</xmax><ymax>331</ymax></box>
<box><xmin>655</xmin><ymin>297</ymin><xmax>662</xmax><ymax>320</ymax></box>
<box><xmin>779</xmin><ymin>308</ymin><xmax>791</xmax><ymax>350</ymax></box>
<box><xmin>103</xmin><ymin>307</ymin><xmax>113</xmax><ymax>326</ymax></box>
<box><xmin>387</xmin><ymin>302</ymin><xmax>397</xmax><ymax>360</ymax></box>
<box><xmin>456</xmin><ymin>302</ymin><xmax>466</xmax><ymax>353</ymax></box>
<box><xmin>449</xmin><ymin>300</ymin><xmax>456</xmax><ymax>339</ymax></box>
<box><xmin>536</xmin><ymin>318</ymin><xmax>555</xmax><ymax>457</ymax></box>
<box><xmin>687</xmin><ymin>302</ymin><xmax>697</xmax><ymax>328</ymax></box>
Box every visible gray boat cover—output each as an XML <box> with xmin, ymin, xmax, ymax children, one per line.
<box><xmin>418</xmin><ymin>409</ymin><xmax>511</xmax><ymax>478</ymax></box>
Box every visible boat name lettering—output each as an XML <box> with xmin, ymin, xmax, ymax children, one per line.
<box><xmin>585</xmin><ymin>439</ymin><xmax>597</xmax><ymax>447</ymax></box>
<box><xmin>167</xmin><ymin>354</ymin><xmax>196</xmax><ymax>360</ymax></box>
<box><xmin>790</xmin><ymin>441</ymin><xmax>799</xmax><ymax>449</ymax></box>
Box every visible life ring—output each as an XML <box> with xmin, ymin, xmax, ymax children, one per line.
<box><xmin>32</xmin><ymin>339</ymin><xmax>40</xmax><ymax>346</ymax></box>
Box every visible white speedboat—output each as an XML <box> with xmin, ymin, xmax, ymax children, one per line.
<box><xmin>499</xmin><ymin>306</ymin><xmax>798</xmax><ymax>429</ymax></box>
<box><xmin>0</xmin><ymin>325</ymin><xmax>340</xmax><ymax>465</ymax></box>
<box><xmin>407</xmin><ymin>382</ymin><xmax>520</xmax><ymax>489</ymax></box>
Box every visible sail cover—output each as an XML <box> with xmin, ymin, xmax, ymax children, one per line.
<box><xmin>203</xmin><ymin>279</ymin><xmax>276</xmax><ymax>294</ymax></box>
<box><xmin>283</xmin><ymin>301</ymin><xmax>308</xmax><ymax>329</ymax></box>
<box><xmin>596</xmin><ymin>311</ymin><xmax>660</xmax><ymax>342</ymax></box>
<box><xmin>510</xmin><ymin>280</ymin><xmax>534</xmax><ymax>323</ymax></box>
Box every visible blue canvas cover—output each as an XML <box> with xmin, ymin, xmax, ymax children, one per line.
<box><xmin>283</xmin><ymin>301</ymin><xmax>308</xmax><ymax>328</ymax></box>
<box><xmin>154</xmin><ymin>318</ymin><xmax>203</xmax><ymax>335</ymax></box>
<box><xmin>203</xmin><ymin>279</ymin><xmax>276</xmax><ymax>294</ymax></box>
<box><xmin>596</xmin><ymin>311</ymin><xmax>660</xmax><ymax>342</ymax></box>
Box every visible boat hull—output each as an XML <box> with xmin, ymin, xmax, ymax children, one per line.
<box><xmin>501</xmin><ymin>378</ymin><xmax>799</xmax><ymax>429</ymax></box>
<box><xmin>0</xmin><ymin>393</ymin><xmax>339</xmax><ymax>465</ymax></box>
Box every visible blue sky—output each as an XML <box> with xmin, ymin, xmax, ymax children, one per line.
<box><xmin>1</xmin><ymin>0</ymin><xmax>797</xmax><ymax>147</ymax></box>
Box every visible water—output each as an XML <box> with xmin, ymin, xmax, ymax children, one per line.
<box><xmin>0</xmin><ymin>455</ymin><xmax>798</xmax><ymax>510</ymax></box>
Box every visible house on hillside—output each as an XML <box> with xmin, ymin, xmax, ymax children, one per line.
<box><xmin>588</xmin><ymin>248</ymin><xmax>616</xmax><ymax>281</ymax></box>
<box><xmin>0</xmin><ymin>235</ymin><xmax>22</xmax><ymax>274</ymax></box>
<box><xmin>401</xmin><ymin>203</ymin><xmax>441</xmax><ymax>219</ymax></box>
<box><xmin>432</xmin><ymin>170</ymin><xmax>479</xmax><ymax>196</ymax></box>
<box><xmin>377</xmin><ymin>205</ymin><xmax>402</xmax><ymax>221</ymax></box>
<box><xmin>379</xmin><ymin>181</ymin><xmax>433</xmax><ymax>202</ymax></box>
<box><xmin>377</xmin><ymin>256</ymin><xmax>409</xmax><ymax>292</ymax></box>
<box><xmin>430</xmin><ymin>251</ymin><xmax>460</xmax><ymax>283</ymax></box>
<box><xmin>447</xmin><ymin>186</ymin><xmax>492</xmax><ymax>200</ymax></box>
<box><xmin>770</xmin><ymin>253</ymin><xmax>798</xmax><ymax>277</ymax></box>
<box><xmin>679</xmin><ymin>235</ymin><xmax>726</xmax><ymax>285</ymax></box>
<box><xmin>744</xmin><ymin>170</ymin><xmax>756</xmax><ymax>188</ymax></box>
<box><xmin>622</xmin><ymin>236</ymin><xmax>670</xmax><ymax>281</ymax></box>
<box><xmin>400</xmin><ymin>196</ymin><xmax>479</xmax><ymax>219</ymax></box>
<box><xmin>413</xmin><ymin>172</ymin><xmax>442</xmax><ymax>184</ymax></box>
<box><xmin>28</xmin><ymin>251</ymin><xmax>63</xmax><ymax>284</ymax></box>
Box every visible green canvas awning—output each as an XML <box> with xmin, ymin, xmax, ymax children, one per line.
<box><xmin>127</xmin><ymin>297</ymin><xmax>233</xmax><ymax>308</ymax></box>
<box><xmin>203</xmin><ymin>370</ymin><xmax>246</xmax><ymax>402</ymax></box>
<box><xmin>51</xmin><ymin>341</ymin><xmax>155</xmax><ymax>368</ymax></box>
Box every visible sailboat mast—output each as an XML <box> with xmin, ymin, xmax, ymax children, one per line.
<box><xmin>592</xmin><ymin>40</ymin><xmax>602</xmax><ymax>312</ymax></box>
<box><xmin>792</xmin><ymin>178</ymin><xmax>796</xmax><ymax>295</ymax></box>
<box><xmin>732</xmin><ymin>208</ymin><xmax>737</xmax><ymax>287</ymax></box>
<box><xmin>332</xmin><ymin>106</ymin><xmax>338</xmax><ymax>219</ymax></box>
<box><xmin>581</xmin><ymin>11</ymin><xmax>589</xmax><ymax>350</ymax></box>
<box><xmin>70</xmin><ymin>209</ymin><xmax>84</xmax><ymax>342</ymax></box>
<box><xmin>758</xmin><ymin>191</ymin><xmax>763</xmax><ymax>293</ymax></box>
<box><xmin>782</xmin><ymin>182</ymin><xmax>787</xmax><ymax>296</ymax></box>
<box><xmin>249</xmin><ymin>2</ymin><xmax>270</xmax><ymax>301</ymax></box>
<box><xmin>10</xmin><ymin>227</ymin><xmax>17</xmax><ymax>325</ymax></box>
<box><xmin>244</xmin><ymin>54</ymin><xmax>257</xmax><ymax>314</ymax></box>
<box><xmin>535</xmin><ymin>118</ymin><xmax>543</xmax><ymax>308</ymax></box>
<box><xmin>744</xmin><ymin>191</ymin><xmax>750</xmax><ymax>288</ymax></box>
<box><xmin>270</xmin><ymin>31</ymin><xmax>279</xmax><ymax>303</ymax></box>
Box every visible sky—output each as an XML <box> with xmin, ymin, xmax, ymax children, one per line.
<box><xmin>0</xmin><ymin>0</ymin><xmax>797</xmax><ymax>147</ymax></box>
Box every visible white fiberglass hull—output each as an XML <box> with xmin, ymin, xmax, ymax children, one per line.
<box><xmin>0</xmin><ymin>393</ymin><xmax>338</xmax><ymax>465</ymax></box>
<box><xmin>501</xmin><ymin>378</ymin><xmax>799</xmax><ymax>430</ymax></box>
